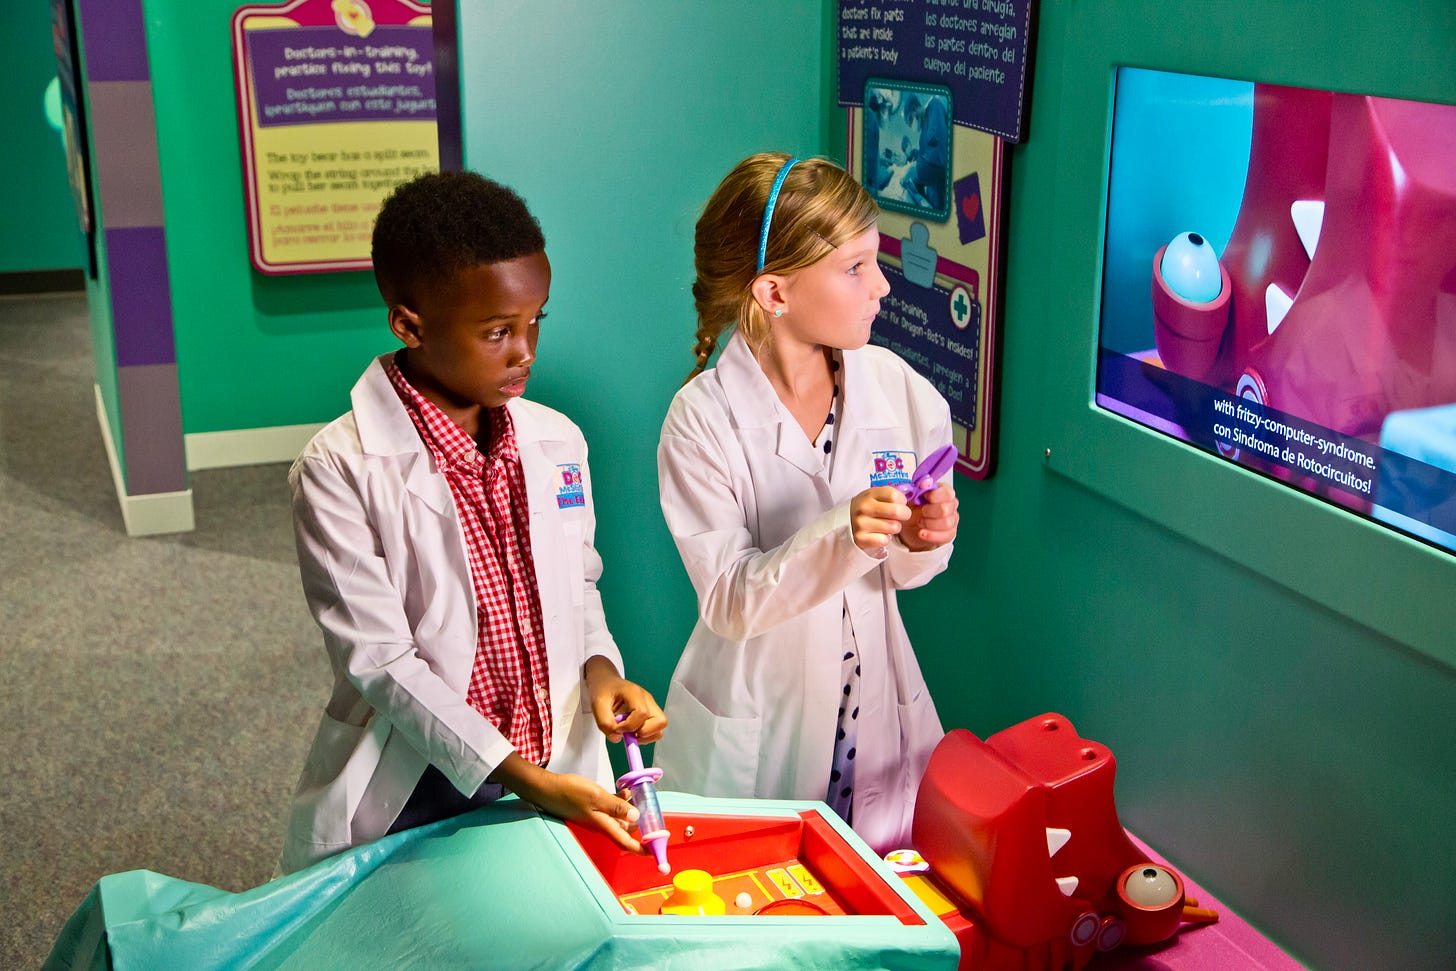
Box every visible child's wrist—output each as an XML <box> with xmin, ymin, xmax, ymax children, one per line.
<box><xmin>583</xmin><ymin>653</ymin><xmax>620</xmax><ymax>685</ymax></box>
<box><xmin>487</xmin><ymin>751</ymin><xmax>548</xmax><ymax>799</ymax></box>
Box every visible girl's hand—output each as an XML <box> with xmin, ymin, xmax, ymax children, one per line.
<box><xmin>584</xmin><ymin>655</ymin><xmax>667</xmax><ymax>744</ymax></box>
<box><xmin>850</xmin><ymin>486</ymin><xmax>911</xmax><ymax>551</ymax></box>
<box><xmin>899</xmin><ymin>483</ymin><xmax>958</xmax><ymax>551</ymax></box>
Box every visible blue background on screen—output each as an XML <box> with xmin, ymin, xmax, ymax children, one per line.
<box><xmin>1099</xmin><ymin>69</ymin><xmax>1253</xmax><ymax>354</ymax></box>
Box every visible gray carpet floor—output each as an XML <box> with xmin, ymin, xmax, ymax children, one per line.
<box><xmin>1</xmin><ymin>291</ymin><xmax>328</xmax><ymax>968</ymax></box>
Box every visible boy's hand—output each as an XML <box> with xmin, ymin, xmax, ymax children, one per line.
<box><xmin>489</xmin><ymin>753</ymin><xmax>645</xmax><ymax>855</ymax></box>
<box><xmin>584</xmin><ymin>655</ymin><xmax>667</xmax><ymax>744</ymax></box>
<box><xmin>898</xmin><ymin>483</ymin><xmax>958</xmax><ymax>551</ymax></box>
<box><xmin>850</xmin><ymin>486</ymin><xmax>912</xmax><ymax>551</ymax></box>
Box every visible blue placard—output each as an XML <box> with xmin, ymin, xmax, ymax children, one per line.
<box><xmin>871</xmin><ymin>258</ymin><xmax>982</xmax><ymax>434</ymax></box>
<box><xmin>838</xmin><ymin>0</ymin><xmax>1035</xmax><ymax>142</ymax></box>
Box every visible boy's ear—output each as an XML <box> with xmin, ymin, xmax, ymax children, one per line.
<box><xmin>750</xmin><ymin>274</ymin><xmax>789</xmax><ymax>317</ymax></box>
<box><xmin>388</xmin><ymin>304</ymin><xmax>424</xmax><ymax>347</ymax></box>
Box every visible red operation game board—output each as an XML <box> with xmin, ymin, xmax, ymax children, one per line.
<box><xmin>569</xmin><ymin>809</ymin><xmax>924</xmax><ymax>922</ymax></box>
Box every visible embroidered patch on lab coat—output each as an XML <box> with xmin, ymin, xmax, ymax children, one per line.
<box><xmin>870</xmin><ymin>450</ymin><xmax>917</xmax><ymax>488</ymax></box>
<box><xmin>556</xmin><ymin>464</ymin><xmax>585</xmax><ymax>508</ymax></box>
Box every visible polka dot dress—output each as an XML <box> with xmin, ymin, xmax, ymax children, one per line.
<box><xmin>826</xmin><ymin>617</ymin><xmax>860</xmax><ymax>824</ymax></box>
<box><xmin>812</xmin><ymin>355</ymin><xmax>841</xmax><ymax>464</ymax></box>
<box><xmin>820</xmin><ymin>353</ymin><xmax>859</xmax><ymax>825</ymax></box>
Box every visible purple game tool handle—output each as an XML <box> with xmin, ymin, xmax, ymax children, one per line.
<box><xmin>898</xmin><ymin>444</ymin><xmax>956</xmax><ymax>504</ymax></box>
<box><xmin>614</xmin><ymin>714</ymin><xmax>670</xmax><ymax>873</ymax></box>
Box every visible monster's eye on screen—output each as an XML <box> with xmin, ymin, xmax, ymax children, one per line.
<box><xmin>1159</xmin><ymin>231</ymin><xmax>1223</xmax><ymax>303</ymax></box>
<box><xmin>1123</xmin><ymin>865</ymin><xmax>1180</xmax><ymax>907</ymax></box>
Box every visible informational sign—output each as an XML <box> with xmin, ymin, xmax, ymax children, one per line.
<box><xmin>231</xmin><ymin>0</ymin><xmax>436</xmax><ymax>274</ymax></box>
<box><xmin>842</xmin><ymin>2</ymin><xmax>1029</xmax><ymax>479</ymax></box>
<box><xmin>837</xmin><ymin>0</ymin><xmax>1036</xmax><ymax>142</ymax></box>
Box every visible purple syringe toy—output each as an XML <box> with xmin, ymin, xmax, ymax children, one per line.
<box><xmin>615</xmin><ymin>714</ymin><xmax>670</xmax><ymax>874</ymax></box>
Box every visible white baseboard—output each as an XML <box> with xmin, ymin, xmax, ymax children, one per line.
<box><xmin>94</xmin><ymin>384</ymin><xmax>195</xmax><ymax>536</ymax></box>
<box><xmin>185</xmin><ymin>423</ymin><xmax>323</xmax><ymax>470</ymax></box>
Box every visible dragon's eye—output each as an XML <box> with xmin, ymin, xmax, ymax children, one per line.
<box><xmin>1160</xmin><ymin>231</ymin><xmax>1223</xmax><ymax>303</ymax></box>
<box><xmin>1123</xmin><ymin>865</ymin><xmax>1180</xmax><ymax>907</ymax></box>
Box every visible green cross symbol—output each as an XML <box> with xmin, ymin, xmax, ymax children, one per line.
<box><xmin>952</xmin><ymin>291</ymin><xmax>970</xmax><ymax>324</ymax></box>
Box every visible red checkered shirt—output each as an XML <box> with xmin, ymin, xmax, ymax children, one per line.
<box><xmin>386</xmin><ymin>355</ymin><xmax>553</xmax><ymax>766</ymax></box>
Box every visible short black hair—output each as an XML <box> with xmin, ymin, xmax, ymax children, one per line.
<box><xmin>370</xmin><ymin>170</ymin><xmax>545</xmax><ymax>308</ymax></box>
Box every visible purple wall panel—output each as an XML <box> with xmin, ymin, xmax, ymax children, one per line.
<box><xmin>105</xmin><ymin>226</ymin><xmax>175</xmax><ymax>368</ymax></box>
<box><xmin>77</xmin><ymin>0</ymin><xmax>150</xmax><ymax>83</ymax></box>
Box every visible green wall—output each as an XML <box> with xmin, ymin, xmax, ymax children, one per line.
<box><xmin>453</xmin><ymin>3</ymin><xmax>1455</xmax><ymax>971</ymax></box>
<box><xmin>454</xmin><ymin>0</ymin><xmax>843</xmax><ymax>710</ymax></box>
<box><xmin>143</xmin><ymin>0</ymin><xmax>399</xmax><ymax>435</ymax></box>
<box><xmin>905</xmin><ymin>3</ymin><xmax>1456</xmax><ymax>971</ymax></box>
<box><xmin>1</xmin><ymin>0</ymin><xmax>85</xmax><ymax>274</ymax></box>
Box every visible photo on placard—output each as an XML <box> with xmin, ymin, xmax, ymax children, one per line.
<box><xmin>862</xmin><ymin>79</ymin><xmax>952</xmax><ymax>223</ymax></box>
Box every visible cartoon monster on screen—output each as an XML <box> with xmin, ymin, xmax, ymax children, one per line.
<box><xmin>1100</xmin><ymin>71</ymin><xmax>1456</xmax><ymax>552</ymax></box>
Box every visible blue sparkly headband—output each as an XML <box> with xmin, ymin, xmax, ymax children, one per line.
<box><xmin>755</xmin><ymin>157</ymin><xmax>800</xmax><ymax>275</ymax></box>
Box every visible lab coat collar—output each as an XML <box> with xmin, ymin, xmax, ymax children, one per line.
<box><xmin>715</xmin><ymin>332</ymin><xmax>900</xmax><ymax>478</ymax></box>
<box><xmin>351</xmin><ymin>353</ymin><xmax>566</xmax><ymax>453</ymax></box>
<box><xmin>348</xmin><ymin>354</ymin><xmax>451</xmax><ymax>515</ymax></box>
<box><xmin>715</xmin><ymin>333</ymin><xmax>898</xmax><ymax>432</ymax></box>
<box><xmin>351</xmin><ymin>354</ymin><xmax>419</xmax><ymax>457</ymax></box>
<box><xmin>840</xmin><ymin>343</ymin><xmax>898</xmax><ymax>432</ymax></box>
<box><xmin>715</xmin><ymin>333</ymin><xmax>823</xmax><ymax>477</ymax></box>
<box><xmin>349</xmin><ymin>353</ymin><xmax>566</xmax><ymax>514</ymax></box>
<box><xmin>714</xmin><ymin>332</ymin><xmax>779</xmax><ymax>429</ymax></box>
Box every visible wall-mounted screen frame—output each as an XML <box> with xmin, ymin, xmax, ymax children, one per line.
<box><xmin>1097</xmin><ymin>69</ymin><xmax>1456</xmax><ymax>557</ymax></box>
<box><xmin>1039</xmin><ymin>1</ymin><xmax>1456</xmax><ymax>668</ymax></box>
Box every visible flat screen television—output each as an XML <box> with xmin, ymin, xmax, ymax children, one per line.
<box><xmin>1095</xmin><ymin>67</ymin><xmax>1456</xmax><ymax>556</ymax></box>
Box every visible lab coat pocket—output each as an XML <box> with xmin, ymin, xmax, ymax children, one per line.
<box><xmin>896</xmin><ymin>688</ymin><xmax>944</xmax><ymax>804</ymax></box>
<box><xmin>297</xmin><ymin>712</ymin><xmax>367</xmax><ymax>790</ymax></box>
<box><xmin>661</xmin><ymin>679</ymin><xmax>762</xmax><ymax>798</ymax></box>
<box><xmin>289</xmin><ymin>711</ymin><xmax>373</xmax><ymax>845</ymax></box>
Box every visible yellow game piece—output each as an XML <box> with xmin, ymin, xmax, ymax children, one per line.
<box><xmin>660</xmin><ymin>869</ymin><xmax>726</xmax><ymax>916</ymax></box>
<box><xmin>787</xmin><ymin>864</ymin><xmax>823</xmax><ymax>895</ymax></box>
<box><xmin>766</xmin><ymin>867</ymin><xmax>805</xmax><ymax>898</ymax></box>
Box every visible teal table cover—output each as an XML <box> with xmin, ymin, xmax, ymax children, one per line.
<box><xmin>44</xmin><ymin>793</ymin><xmax>958</xmax><ymax>970</ymax></box>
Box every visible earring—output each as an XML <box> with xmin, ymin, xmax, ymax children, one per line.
<box><xmin>774</xmin><ymin>309</ymin><xmax>784</xmax><ymax>317</ymax></box>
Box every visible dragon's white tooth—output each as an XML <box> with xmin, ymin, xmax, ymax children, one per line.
<box><xmin>1290</xmin><ymin>199</ymin><xmax>1324</xmax><ymax>262</ymax></box>
<box><xmin>1266</xmin><ymin>283</ymin><xmax>1294</xmax><ymax>334</ymax></box>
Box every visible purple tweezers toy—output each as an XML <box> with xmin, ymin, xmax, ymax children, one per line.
<box><xmin>896</xmin><ymin>444</ymin><xmax>957</xmax><ymax>505</ymax></box>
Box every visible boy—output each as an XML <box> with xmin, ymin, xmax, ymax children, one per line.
<box><xmin>279</xmin><ymin>171</ymin><xmax>665</xmax><ymax>875</ymax></box>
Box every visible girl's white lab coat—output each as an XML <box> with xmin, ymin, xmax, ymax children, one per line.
<box><xmin>652</xmin><ymin>333</ymin><xmax>953</xmax><ymax>854</ymax></box>
<box><xmin>279</xmin><ymin>355</ymin><xmax>621</xmax><ymax>874</ymax></box>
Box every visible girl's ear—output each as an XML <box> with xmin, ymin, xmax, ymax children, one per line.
<box><xmin>388</xmin><ymin>304</ymin><xmax>424</xmax><ymax>347</ymax></box>
<box><xmin>750</xmin><ymin>274</ymin><xmax>789</xmax><ymax>318</ymax></box>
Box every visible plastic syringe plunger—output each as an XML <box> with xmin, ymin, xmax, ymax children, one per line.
<box><xmin>615</xmin><ymin>715</ymin><xmax>670</xmax><ymax>874</ymax></box>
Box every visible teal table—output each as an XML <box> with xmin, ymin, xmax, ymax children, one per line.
<box><xmin>44</xmin><ymin>793</ymin><xmax>958</xmax><ymax>970</ymax></box>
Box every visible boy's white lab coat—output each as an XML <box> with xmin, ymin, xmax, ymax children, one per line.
<box><xmin>652</xmin><ymin>333</ymin><xmax>953</xmax><ymax>853</ymax></box>
<box><xmin>279</xmin><ymin>354</ymin><xmax>621</xmax><ymax>874</ymax></box>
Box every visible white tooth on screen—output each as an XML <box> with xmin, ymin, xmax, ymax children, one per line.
<box><xmin>1056</xmin><ymin>875</ymin><xmax>1080</xmax><ymax>897</ymax></box>
<box><xmin>1046</xmin><ymin>827</ymin><xmax>1071</xmax><ymax>856</ymax></box>
<box><xmin>1290</xmin><ymin>199</ymin><xmax>1324</xmax><ymax>262</ymax></box>
<box><xmin>1266</xmin><ymin>283</ymin><xmax>1294</xmax><ymax>334</ymax></box>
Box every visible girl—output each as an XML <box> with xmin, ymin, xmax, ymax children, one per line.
<box><xmin>651</xmin><ymin>153</ymin><xmax>959</xmax><ymax>853</ymax></box>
